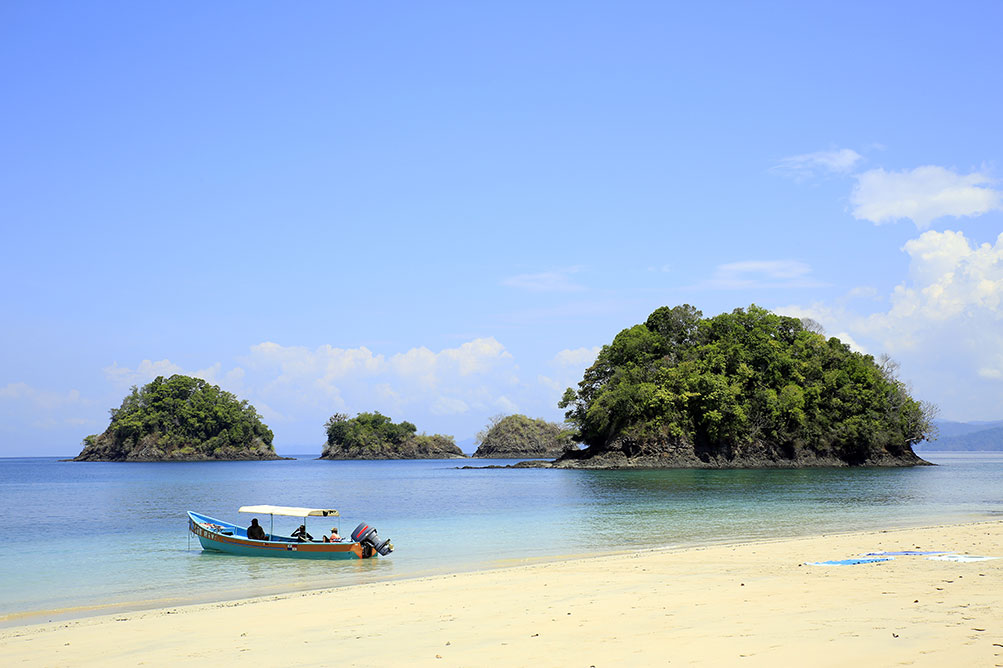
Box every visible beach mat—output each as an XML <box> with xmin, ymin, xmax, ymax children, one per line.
<box><xmin>863</xmin><ymin>551</ymin><xmax>947</xmax><ymax>556</ymax></box>
<box><xmin>808</xmin><ymin>557</ymin><xmax>892</xmax><ymax>566</ymax></box>
<box><xmin>926</xmin><ymin>554</ymin><xmax>999</xmax><ymax>562</ymax></box>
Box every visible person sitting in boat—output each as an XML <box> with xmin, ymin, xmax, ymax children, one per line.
<box><xmin>323</xmin><ymin>527</ymin><xmax>341</xmax><ymax>543</ymax></box>
<box><xmin>291</xmin><ymin>524</ymin><xmax>314</xmax><ymax>542</ymax></box>
<box><xmin>246</xmin><ymin>518</ymin><xmax>267</xmax><ymax>541</ymax></box>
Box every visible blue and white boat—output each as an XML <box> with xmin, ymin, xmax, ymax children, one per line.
<box><xmin>188</xmin><ymin>505</ymin><xmax>393</xmax><ymax>560</ymax></box>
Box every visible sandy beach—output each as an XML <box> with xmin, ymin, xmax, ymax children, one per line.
<box><xmin>2</xmin><ymin>520</ymin><xmax>1000</xmax><ymax>667</ymax></box>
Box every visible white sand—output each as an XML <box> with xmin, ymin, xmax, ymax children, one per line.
<box><xmin>2</xmin><ymin>520</ymin><xmax>1000</xmax><ymax>667</ymax></box>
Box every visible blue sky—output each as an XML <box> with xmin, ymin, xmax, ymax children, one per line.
<box><xmin>3</xmin><ymin>2</ymin><xmax>1002</xmax><ymax>456</ymax></box>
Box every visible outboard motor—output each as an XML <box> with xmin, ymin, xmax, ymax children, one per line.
<box><xmin>351</xmin><ymin>522</ymin><xmax>394</xmax><ymax>556</ymax></box>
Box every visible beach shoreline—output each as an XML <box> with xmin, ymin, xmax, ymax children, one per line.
<box><xmin>0</xmin><ymin>510</ymin><xmax>987</xmax><ymax>630</ymax></box>
<box><xmin>2</xmin><ymin>519</ymin><xmax>1000</xmax><ymax>666</ymax></box>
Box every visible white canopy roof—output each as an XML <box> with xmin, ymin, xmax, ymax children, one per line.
<box><xmin>238</xmin><ymin>505</ymin><xmax>340</xmax><ymax>517</ymax></box>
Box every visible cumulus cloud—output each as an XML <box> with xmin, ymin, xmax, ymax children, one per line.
<box><xmin>502</xmin><ymin>267</ymin><xmax>585</xmax><ymax>292</ymax></box>
<box><xmin>0</xmin><ymin>382</ymin><xmax>96</xmax><ymax>432</ymax></box>
<box><xmin>701</xmin><ymin>260</ymin><xmax>825</xmax><ymax>289</ymax></box>
<box><xmin>867</xmin><ymin>231</ymin><xmax>1003</xmax><ymax>334</ymax></box>
<box><xmin>538</xmin><ymin>345</ymin><xmax>603</xmax><ymax>401</ymax></box>
<box><xmin>242</xmin><ymin>337</ymin><xmax>518</xmax><ymax>420</ymax></box>
<box><xmin>775</xmin><ymin>148</ymin><xmax>863</xmax><ymax>180</ymax></box>
<box><xmin>552</xmin><ymin>346</ymin><xmax>602</xmax><ymax>368</ymax></box>
<box><xmin>0</xmin><ymin>383</ymin><xmax>82</xmax><ymax>410</ymax></box>
<box><xmin>851</xmin><ymin>166</ymin><xmax>1003</xmax><ymax>228</ymax></box>
<box><xmin>430</xmin><ymin>396</ymin><xmax>470</xmax><ymax>416</ymax></box>
<box><xmin>780</xmin><ymin>230</ymin><xmax>1003</xmax><ymax>419</ymax></box>
<box><xmin>103</xmin><ymin>359</ymin><xmax>240</xmax><ymax>389</ymax></box>
<box><xmin>91</xmin><ymin>338</ymin><xmax>524</xmax><ymax>444</ymax></box>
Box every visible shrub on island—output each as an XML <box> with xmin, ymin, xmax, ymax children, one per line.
<box><xmin>319</xmin><ymin>411</ymin><xmax>465</xmax><ymax>459</ymax></box>
<box><xmin>473</xmin><ymin>414</ymin><xmax>578</xmax><ymax>459</ymax></box>
<box><xmin>555</xmin><ymin>304</ymin><xmax>936</xmax><ymax>468</ymax></box>
<box><xmin>75</xmin><ymin>374</ymin><xmax>281</xmax><ymax>461</ymax></box>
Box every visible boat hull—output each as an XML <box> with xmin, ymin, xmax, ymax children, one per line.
<box><xmin>188</xmin><ymin>512</ymin><xmax>374</xmax><ymax>560</ymax></box>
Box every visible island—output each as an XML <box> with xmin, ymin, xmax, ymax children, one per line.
<box><xmin>472</xmin><ymin>414</ymin><xmax>578</xmax><ymax>458</ymax></box>
<box><xmin>550</xmin><ymin>304</ymin><xmax>935</xmax><ymax>468</ymax></box>
<box><xmin>74</xmin><ymin>374</ymin><xmax>284</xmax><ymax>461</ymax></box>
<box><xmin>319</xmin><ymin>412</ymin><xmax>465</xmax><ymax>459</ymax></box>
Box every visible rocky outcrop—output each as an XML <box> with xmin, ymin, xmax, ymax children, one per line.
<box><xmin>473</xmin><ymin>414</ymin><xmax>578</xmax><ymax>459</ymax></box>
<box><xmin>546</xmin><ymin>435</ymin><xmax>931</xmax><ymax>469</ymax></box>
<box><xmin>74</xmin><ymin>432</ymin><xmax>285</xmax><ymax>462</ymax></box>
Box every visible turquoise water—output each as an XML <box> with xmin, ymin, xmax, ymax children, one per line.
<box><xmin>0</xmin><ymin>452</ymin><xmax>1000</xmax><ymax>625</ymax></box>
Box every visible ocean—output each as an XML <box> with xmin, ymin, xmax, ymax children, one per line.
<box><xmin>1</xmin><ymin>452</ymin><xmax>1000</xmax><ymax>626</ymax></box>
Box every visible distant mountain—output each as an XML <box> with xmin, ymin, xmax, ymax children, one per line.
<box><xmin>931</xmin><ymin>419</ymin><xmax>1003</xmax><ymax>439</ymax></box>
<box><xmin>917</xmin><ymin>420</ymin><xmax>1003</xmax><ymax>451</ymax></box>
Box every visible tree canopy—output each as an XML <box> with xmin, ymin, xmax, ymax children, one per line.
<box><xmin>321</xmin><ymin>412</ymin><xmax>464</xmax><ymax>459</ymax></box>
<box><xmin>76</xmin><ymin>374</ymin><xmax>277</xmax><ymax>461</ymax></box>
<box><xmin>473</xmin><ymin>414</ymin><xmax>576</xmax><ymax>458</ymax></box>
<box><xmin>559</xmin><ymin>305</ymin><xmax>935</xmax><ymax>466</ymax></box>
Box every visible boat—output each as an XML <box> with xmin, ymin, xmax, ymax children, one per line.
<box><xmin>187</xmin><ymin>505</ymin><xmax>394</xmax><ymax>560</ymax></box>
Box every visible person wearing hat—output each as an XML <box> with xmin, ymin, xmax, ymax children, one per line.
<box><xmin>323</xmin><ymin>526</ymin><xmax>341</xmax><ymax>543</ymax></box>
<box><xmin>247</xmin><ymin>518</ymin><xmax>267</xmax><ymax>541</ymax></box>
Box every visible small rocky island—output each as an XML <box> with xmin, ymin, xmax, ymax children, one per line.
<box><xmin>74</xmin><ymin>374</ymin><xmax>284</xmax><ymax>461</ymax></box>
<box><xmin>320</xmin><ymin>412</ymin><xmax>465</xmax><ymax>459</ymax></box>
<box><xmin>548</xmin><ymin>304</ymin><xmax>935</xmax><ymax>469</ymax></box>
<box><xmin>473</xmin><ymin>414</ymin><xmax>578</xmax><ymax>459</ymax></box>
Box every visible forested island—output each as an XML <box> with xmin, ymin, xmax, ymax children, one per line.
<box><xmin>552</xmin><ymin>305</ymin><xmax>935</xmax><ymax>469</ymax></box>
<box><xmin>473</xmin><ymin>414</ymin><xmax>577</xmax><ymax>458</ymax></box>
<box><xmin>320</xmin><ymin>412</ymin><xmax>465</xmax><ymax>459</ymax></box>
<box><xmin>74</xmin><ymin>375</ymin><xmax>283</xmax><ymax>461</ymax></box>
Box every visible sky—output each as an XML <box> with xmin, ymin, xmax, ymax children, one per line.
<box><xmin>2</xmin><ymin>1</ymin><xmax>1002</xmax><ymax>456</ymax></box>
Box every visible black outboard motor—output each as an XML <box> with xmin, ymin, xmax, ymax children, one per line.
<box><xmin>351</xmin><ymin>522</ymin><xmax>394</xmax><ymax>556</ymax></box>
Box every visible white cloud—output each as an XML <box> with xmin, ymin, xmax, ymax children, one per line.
<box><xmin>104</xmin><ymin>359</ymin><xmax>184</xmax><ymax>387</ymax></box>
<box><xmin>102</xmin><ymin>359</ymin><xmax>238</xmax><ymax>389</ymax></box>
<box><xmin>851</xmin><ymin>166</ymin><xmax>1003</xmax><ymax>228</ymax></box>
<box><xmin>831</xmin><ymin>332</ymin><xmax>866</xmax><ymax>354</ymax></box>
<box><xmin>552</xmin><ymin>346</ymin><xmax>601</xmax><ymax>368</ymax></box>
<box><xmin>502</xmin><ymin>267</ymin><xmax>585</xmax><ymax>292</ymax></box>
<box><xmin>92</xmin><ymin>337</ymin><xmax>525</xmax><ymax>445</ymax></box>
<box><xmin>0</xmin><ymin>382</ymin><xmax>96</xmax><ymax>431</ymax></box>
<box><xmin>775</xmin><ymin>148</ymin><xmax>863</xmax><ymax>179</ymax></box>
<box><xmin>702</xmin><ymin>260</ymin><xmax>825</xmax><ymax>289</ymax></box>
<box><xmin>242</xmin><ymin>336</ymin><xmax>518</xmax><ymax>421</ymax></box>
<box><xmin>430</xmin><ymin>396</ymin><xmax>469</xmax><ymax>416</ymax></box>
<box><xmin>494</xmin><ymin>395</ymin><xmax>519</xmax><ymax>413</ymax></box>
<box><xmin>846</xmin><ymin>286</ymin><xmax>881</xmax><ymax>301</ymax></box>
<box><xmin>781</xmin><ymin>230</ymin><xmax>1003</xmax><ymax>419</ymax></box>
<box><xmin>0</xmin><ymin>383</ymin><xmax>82</xmax><ymax>410</ymax></box>
<box><xmin>536</xmin><ymin>345</ymin><xmax>602</xmax><ymax>404</ymax></box>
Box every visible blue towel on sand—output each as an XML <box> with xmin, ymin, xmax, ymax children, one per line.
<box><xmin>808</xmin><ymin>557</ymin><xmax>893</xmax><ymax>566</ymax></box>
<box><xmin>863</xmin><ymin>551</ymin><xmax>946</xmax><ymax>556</ymax></box>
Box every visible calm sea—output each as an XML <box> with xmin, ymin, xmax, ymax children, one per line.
<box><xmin>1</xmin><ymin>452</ymin><xmax>1000</xmax><ymax>626</ymax></box>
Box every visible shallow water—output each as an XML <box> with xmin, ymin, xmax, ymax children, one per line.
<box><xmin>0</xmin><ymin>452</ymin><xmax>1000</xmax><ymax>625</ymax></box>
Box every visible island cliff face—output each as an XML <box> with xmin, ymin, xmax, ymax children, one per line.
<box><xmin>74</xmin><ymin>375</ymin><xmax>283</xmax><ymax>461</ymax></box>
<box><xmin>319</xmin><ymin>412</ymin><xmax>465</xmax><ymax>459</ymax></box>
<box><xmin>554</xmin><ymin>305</ymin><xmax>935</xmax><ymax>469</ymax></box>
<box><xmin>473</xmin><ymin>414</ymin><xmax>577</xmax><ymax>459</ymax></box>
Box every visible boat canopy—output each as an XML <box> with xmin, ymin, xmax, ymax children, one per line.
<box><xmin>238</xmin><ymin>505</ymin><xmax>340</xmax><ymax>517</ymax></box>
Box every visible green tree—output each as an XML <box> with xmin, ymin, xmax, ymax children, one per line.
<box><xmin>560</xmin><ymin>305</ymin><xmax>934</xmax><ymax>466</ymax></box>
<box><xmin>77</xmin><ymin>375</ymin><xmax>276</xmax><ymax>461</ymax></box>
